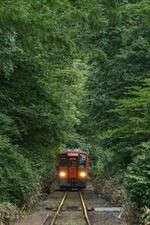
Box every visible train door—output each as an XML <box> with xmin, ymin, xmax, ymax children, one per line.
<box><xmin>68</xmin><ymin>157</ymin><xmax>78</xmax><ymax>184</ymax></box>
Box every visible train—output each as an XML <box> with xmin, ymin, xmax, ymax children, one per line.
<box><xmin>56</xmin><ymin>149</ymin><xmax>88</xmax><ymax>190</ymax></box>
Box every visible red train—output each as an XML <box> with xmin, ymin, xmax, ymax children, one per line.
<box><xmin>56</xmin><ymin>150</ymin><xmax>88</xmax><ymax>189</ymax></box>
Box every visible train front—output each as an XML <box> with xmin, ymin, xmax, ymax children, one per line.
<box><xmin>57</xmin><ymin>150</ymin><xmax>88</xmax><ymax>189</ymax></box>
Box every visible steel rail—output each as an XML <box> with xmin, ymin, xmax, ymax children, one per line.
<box><xmin>50</xmin><ymin>191</ymin><xmax>68</xmax><ymax>225</ymax></box>
<box><xmin>79</xmin><ymin>192</ymin><xmax>92</xmax><ymax>225</ymax></box>
<box><xmin>41</xmin><ymin>191</ymin><xmax>92</xmax><ymax>225</ymax></box>
<box><xmin>40</xmin><ymin>213</ymin><xmax>50</xmax><ymax>225</ymax></box>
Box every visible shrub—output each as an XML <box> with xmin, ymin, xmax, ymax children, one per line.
<box><xmin>0</xmin><ymin>136</ymin><xmax>39</xmax><ymax>208</ymax></box>
<box><xmin>142</xmin><ymin>207</ymin><xmax>150</xmax><ymax>225</ymax></box>
<box><xmin>0</xmin><ymin>202</ymin><xmax>19</xmax><ymax>225</ymax></box>
<box><xmin>124</xmin><ymin>142</ymin><xmax>150</xmax><ymax>208</ymax></box>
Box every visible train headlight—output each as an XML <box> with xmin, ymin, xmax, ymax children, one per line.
<box><xmin>79</xmin><ymin>171</ymin><xmax>86</xmax><ymax>178</ymax></box>
<box><xmin>59</xmin><ymin>171</ymin><xmax>66</xmax><ymax>178</ymax></box>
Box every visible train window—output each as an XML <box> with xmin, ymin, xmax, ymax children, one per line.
<box><xmin>59</xmin><ymin>155</ymin><xmax>67</xmax><ymax>167</ymax></box>
<box><xmin>79</xmin><ymin>155</ymin><xmax>86</xmax><ymax>168</ymax></box>
<box><xmin>69</xmin><ymin>160</ymin><xmax>77</xmax><ymax>168</ymax></box>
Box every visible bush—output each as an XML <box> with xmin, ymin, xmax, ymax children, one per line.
<box><xmin>0</xmin><ymin>202</ymin><xmax>19</xmax><ymax>225</ymax></box>
<box><xmin>142</xmin><ymin>207</ymin><xmax>150</xmax><ymax>225</ymax></box>
<box><xmin>0</xmin><ymin>136</ymin><xmax>40</xmax><ymax>208</ymax></box>
<box><xmin>124</xmin><ymin>142</ymin><xmax>150</xmax><ymax>208</ymax></box>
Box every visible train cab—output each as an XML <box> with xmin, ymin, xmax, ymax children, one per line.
<box><xmin>57</xmin><ymin>150</ymin><xmax>88</xmax><ymax>189</ymax></box>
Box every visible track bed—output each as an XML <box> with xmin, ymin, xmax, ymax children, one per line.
<box><xmin>15</xmin><ymin>185</ymin><xmax>124</xmax><ymax>225</ymax></box>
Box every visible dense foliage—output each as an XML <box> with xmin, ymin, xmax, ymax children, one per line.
<box><xmin>78</xmin><ymin>0</ymin><xmax>150</xmax><ymax>222</ymax></box>
<box><xmin>0</xmin><ymin>137</ymin><xmax>38</xmax><ymax>207</ymax></box>
<box><xmin>116</xmin><ymin>80</ymin><xmax>150</xmax><ymax>208</ymax></box>
<box><xmin>0</xmin><ymin>0</ymin><xmax>85</xmax><ymax>207</ymax></box>
<box><xmin>0</xmin><ymin>0</ymin><xmax>150</xmax><ymax>224</ymax></box>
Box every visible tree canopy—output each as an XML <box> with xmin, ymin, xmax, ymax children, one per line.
<box><xmin>0</xmin><ymin>0</ymin><xmax>150</xmax><ymax>223</ymax></box>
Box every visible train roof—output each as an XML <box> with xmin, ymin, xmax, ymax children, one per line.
<box><xmin>58</xmin><ymin>149</ymin><xmax>88</xmax><ymax>156</ymax></box>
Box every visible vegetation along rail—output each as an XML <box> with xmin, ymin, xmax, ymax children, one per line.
<box><xmin>41</xmin><ymin>191</ymin><xmax>92</xmax><ymax>225</ymax></box>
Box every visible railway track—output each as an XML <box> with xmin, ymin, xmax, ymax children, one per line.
<box><xmin>41</xmin><ymin>191</ymin><xmax>92</xmax><ymax>225</ymax></box>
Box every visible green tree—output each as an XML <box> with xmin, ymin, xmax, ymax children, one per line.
<box><xmin>0</xmin><ymin>0</ymin><xmax>86</xmax><ymax>206</ymax></box>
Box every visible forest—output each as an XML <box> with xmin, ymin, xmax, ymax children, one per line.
<box><xmin>0</xmin><ymin>0</ymin><xmax>150</xmax><ymax>224</ymax></box>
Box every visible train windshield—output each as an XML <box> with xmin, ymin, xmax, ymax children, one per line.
<box><xmin>79</xmin><ymin>154</ymin><xmax>86</xmax><ymax>168</ymax></box>
<box><xmin>59</xmin><ymin>155</ymin><xmax>67</xmax><ymax>167</ymax></box>
<box><xmin>69</xmin><ymin>160</ymin><xmax>77</xmax><ymax>167</ymax></box>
